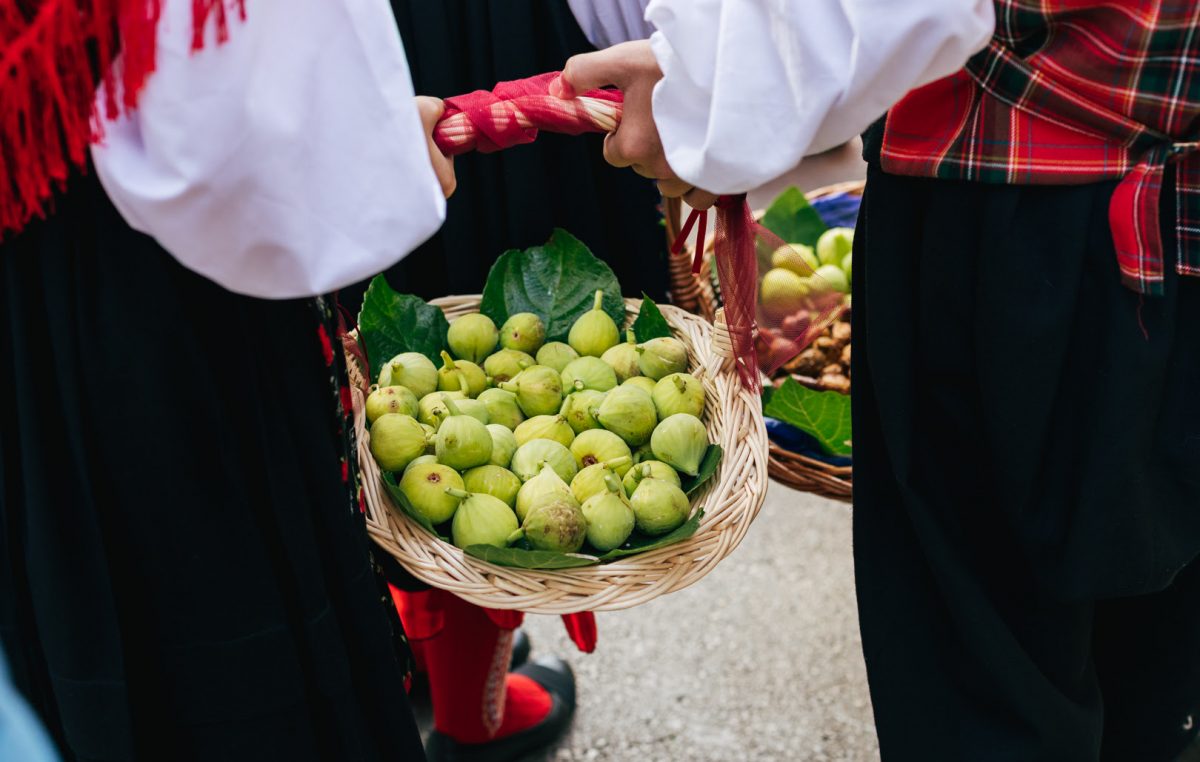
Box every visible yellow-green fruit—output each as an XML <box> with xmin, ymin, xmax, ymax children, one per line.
<box><xmin>813</xmin><ymin>264</ymin><xmax>850</xmax><ymax>295</ymax></box>
<box><xmin>486</xmin><ymin>424</ymin><xmax>518</xmax><ymax>468</ymax></box>
<box><xmin>568</xmin><ymin>290</ymin><xmax>620</xmax><ymax>357</ymax></box>
<box><xmin>581</xmin><ymin>474</ymin><xmax>636</xmax><ymax>551</ymax></box>
<box><xmin>570</xmin><ymin>429</ymin><xmax>633</xmax><ymax>474</ymax></box>
<box><xmin>366</xmin><ymin>384</ymin><xmax>419</xmax><ymax>424</ymax></box>
<box><xmin>437</xmin><ymin>351</ymin><xmax>488</xmax><ymax>398</ymax></box>
<box><xmin>499</xmin><ymin>313</ymin><xmax>546</xmax><ymax>354</ymax></box>
<box><xmin>447</xmin><ymin>313</ymin><xmax>499</xmax><ymax>364</ymax></box>
<box><xmin>448</xmin><ymin>489</ymin><xmax>520</xmax><ymax>550</ymax></box>
<box><xmin>463</xmin><ymin>465</ymin><xmax>522</xmax><ymax>508</ymax></box>
<box><xmin>771</xmin><ymin>243</ymin><xmax>820</xmax><ymax>276</ymax></box>
<box><xmin>816</xmin><ymin>227</ymin><xmax>854</xmax><ymax>267</ymax></box>
<box><xmin>535</xmin><ymin>342</ymin><xmax>579</xmax><ymax>373</ymax></box>
<box><xmin>595</xmin><ymin>385</ymin><xmax>657</xmax><ymax>446</ymax></box>
<box><xmin>514</xmin><ymin>415</ymin><xmax>575</xmax><ymax>448</ymax></box>
<box><xmin>622</xmin><ymin>460</ymin><xmax>682</xmax><ymax>496</ymax></box>
<box><xmin>477</xmin><ymin>388</ymin><xmax>524</xmax><ymax>430</ymax></box>
<box><xmin>650</xmin><ymin>413</ymin><xmax>708</xmax><ymax>476</ymax></box>
<box><xmin>651</xmin><ymin>373</ymin><xmax>705</xmax><ymax>420</ymax></box>
<box><xmin>420</xmin><ymin>424</ymin><xmax>437</xmax><ymax>453</ymax></box>
<box><xmin>622</xmin><ymin>376</ymin><xmax>657</xmax><ymax>396</ymax></box>
<box><xmin>520</xmin><ymin>499</ymin><xmax>587</xmax><ymax>553</ymax></box>
<box><xmin>842</xmin><ymin>252</ymin><xmax>853</xmax><ymax>287</ymax></box>
<box><xmin>368</xmin><ymin>414</ymin><xmax>429</xmax><ymax>472</ymax></box>
<box><xmin>510</xmin><ymin>439</ymin><xmax>577</xmax><ymax>484</ymax></box>
<box><xmin>560</xmin><ymin>389</ymin><xmax>606</xmax><ymax>434</ymax></box>
<box><xmin>435</xmin><ymin>399</ymin><xmax>493</xmax><ymax>471</ymax></box>
<box><xmin>378</xmin><ymin>352</ymin><xmax>439</xmax><ymax>398</ymax></box>
<box><xmin>499</xmin><ymin>365</ymin><xmax>563</xmax><ymax>417</ymax></box>
<box><xmin>760</xmin><ymin>267</ymin><xmax>809</xmax><ymax>320</ymax></box>
<box><xmin>418</xmin><ymin>391</ymin><xmax>464</xmax><ymax>429</ymax></box>
<box><xmin>561</xmin><ymin>356</ymin><xmax>617</xmax><ymax>393</ymax></box>
<box><xmin>601</xmin><ymin>331</ymin><xmax>641</xmax><ymax>382</ymax></box>
<box><xmin>403</xmin><ymin>454</ymin><xmax>437</xmax><ymax>476</ymax></box>
<box><xmin>515</xmin><ymin>464</ymin><xmax>578</xmax><ymax>522</ymax></box>
<box><xmin>629</xmin><ymin>477</ymin><xmax>690</xmax><ymax>536</ymax></box>
<box><xmin>631</xmin><ymin>442</ymin><xmax>655</xmax><ymax>464</ymax></box>
<box><xmin>483</xmin><ymin>349</ymin><xmax>534</xmax><ymax>385</ymax></box>
<box><xmin>400</xmin><ymin>462</ymin><xmax>464</xmax><ymax>524</ymax></box>
<box><xmin>636</xmin><ymin>337</ymin><xmax>688</xmax><ymax>380</ymax></box>
<box><xmin>571</xmin><ymin>457</ymin><xmax>632</xmax><ymax>504</ymax></box>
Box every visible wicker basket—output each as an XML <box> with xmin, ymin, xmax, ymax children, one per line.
<box><xmin>350</xmin><ymin>296</ymin><xmax>769</xmax><ymax>614</ymax></box>
<box><xmin>665</xmin><ymin>181</ymin><xmax>865</xmax><ymax>504</ymax></box>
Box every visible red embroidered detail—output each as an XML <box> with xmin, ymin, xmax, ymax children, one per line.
<box><xmin>339</xmin><ymin>385</ymin><xmax>354</xmax><ymax>416</ymax></box>
<box><xmin>316</xmin><ymin>324</ymin><xmax>334</xmax><ymax>366</ymax></box>
<box><xmin>340</xmin><ymin>458</ymin><xmax>349</xmax><ymax>483</ymax></box>
<box><xmin>0</xmin><ymin>0</ymin><xmax>246</xmax><ymax>239</ymax></box>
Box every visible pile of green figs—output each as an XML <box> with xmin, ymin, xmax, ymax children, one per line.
<box><xmin>365</xmin><ymin>291</ymin><xmax>710</xmax><ymax>555</ymax></box>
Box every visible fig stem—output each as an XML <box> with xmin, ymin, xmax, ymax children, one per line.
<box><xmin>673</xmin><ymin>376</ymin><xmax>689</xmax><ymax>393</ymax></box>
<box><xmin>625</xmin><ymin>329</ymin><xmax>636</xmax><ymax>345</ymax></box>
<box><xmin>444</xmin><ymin>487</ymin><xmax>471</xmax><ymax>500</ymax></box>
<box><xmin>602</xmin><ymin>456</ymin><xmax>631</xmax><ymax>470</ymax></box>
<box><xmin>456</xmin><ymin>372</ymin><xmax>470</xmax><ymax>395</ymax></box>
<box><xmin>506</xmin><ymin>528</ymin><xmax>526</xmax><ymax>544</ymax></box>
<box><xmin>440</xmin><ymin>350</ymin><xmax>457</xmax><ymax>370</ymax></box>
<box><xmin>498</xmin><ymin>380</ymin><xmax>518</xmax><ymax>393</ymax></box>
<box><xmin>572</xmin><ymin>379</ymin><xmax>585</xmax><ymax>391</ymax></box>
<box><xmin>442</xmin><ymin>395</ymin><xmax>464</xmax><ymax>417</ymax></box>
<box><xmin>602</xmin><ymin>473</ymin><xmax>623</xmax><ymax>494</ymax></box>
<box><xmin>592</xmin><ymin>290</ymin><xmax>604</xmax><ymax>312</ymax></box>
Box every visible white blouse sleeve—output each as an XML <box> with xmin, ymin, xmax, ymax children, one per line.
<box><xmin>91</xmin><ymin>0</ymin><xmax>445</xmax><ymax>299</ymax></box>
<box><xmin>645</xmin><ymin>0</ymin><xmax>995</xmax><ymax>194</ymax></box>
<box><xmin>567</xmin><ymin>0</ymin><xmax>654</xmax><ymax>50</ymax></box>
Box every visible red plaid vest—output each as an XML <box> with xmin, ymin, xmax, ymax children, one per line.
<box><xmin>880</xmin><ymin>2</ymin><xmax>1200</xmax><ymax>296</ymax></box>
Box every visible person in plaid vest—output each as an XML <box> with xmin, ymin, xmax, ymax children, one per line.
<box><xmin>562</xmin><ymin>1</ymin><xmax>1199</xmax><ymax>759</ymax></box>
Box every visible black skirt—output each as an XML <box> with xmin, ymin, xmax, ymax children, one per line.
<box><xmin>0</xmin><ymin>170</ymin><xmax>425</xmax><ymax>761</ymax></box>
<box><xmin>852</xmin><ymin>161</ymin><xmax>1200</xmax><ymax>760</ymax></box>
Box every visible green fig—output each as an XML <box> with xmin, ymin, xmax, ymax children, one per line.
<box><xmin>629</xmin><ymin>477</ymin><xmax>690</xmax><ymax>536</ymax></box>
<box><xmin>486</xmin><ymin>423</ymin><xmax>518</xmax><ymax>468</ymax></box>
<box><xmin>570</xmin><ymin>456</ymin><xmax>633</xmax><ymax>504</ymax></box>
<box><xmin>581</xmin><ymin>474</ymin><xmax>636</xmax><ymax>551</ymax></box>
<box><xmin>435</xmin><ymin>398</ymin><xmax>493</xmax><ymax>471</ymax></box>
<box><xmin>601</xmin><ymin>330</ymin><xmax>641</xmax><ymax>382</ymax></box>
<box><xmin>816</xmin><ymin>227</ymin><xmax>854</xmax><ymax>267</ymax></box>
<box><xmin>482</xmin><ymin>349</ymin><xmax>534</xmax><ymax>384</ymax></box>
<box><xmin>560</xmin><ymin>389</ymin><xmax>606</xmax><ymax>434</ymax></box>
<box><xmin>622</xmin><ymin>460</ymin><xmax>681</xmax><ymax>496</ymax></box>
<box><xmin>515</xmin><ymin>463</ymin><xmax>578</xmax><ymax>522</ymax></box>
<box><xmin>570</xmin><ymin>429</ymin><xmax>633</xmax><ymax>474</ymax></box>
<box><xmin>519</xmin><ymin>498</ymin><xmax>588</xmax><ymax>553</ymax></box>
<box><xmin>561</xmin><ymin>356</ymin><xmax>617</xmax><ymax>392</ymax></box>
<box><xmin>594</xmin><ymin>385</ymin><xmax>657</xmax><ymax>446</ymax></box>
<box><xmin>447</xmin><ymin>313</ymin><xmax>499</xmax><ymax>364</ymax></box>
<box><xmin>622</xmin><ymin>376</ymin><xmax>657</xmax><ymax>396</ymax></box>
<box><xmin>651</xmin><ymin>373</ymin><xmax>705</xmax><ymax>420</ymax></box>
<box><xmin>568</xmin><ymin>290</ymin><xmax>620</xmax><ymax>357</ymax></box>
<box><xmin>366</xmin><ymin>384</ymin><xmax>419</xmax><ymax>424</ymax></box>
<box><xmin>417</xmin><ymin>390</ymin><xmax>464</xmax><ymax>429</ymax></box>
<box><xmin>650</xmin><ymin>413</ymin><xmax>708</xmax><ymax>476</ymax></box>
<box><xmin>462</xmin><ymin>465</ymin><xmax>522</xmax><ymax>508</ymax></box>
<box><xmin>378</xmin><ymin>352</ymin><xmax>438</xmax><ymax>398</ymax></box>
<box><xmin>420</xmin><ymin>424</ymin><xmax>437</xmax><ymax>453</ymax></box>
<box><xmin>636</xmin><ymin>337</ymin><xmax>688</xmax><ymax>380</ymax></box>
<box><xmin>437</xmin><ymin>351</ymin><xmax>488</xmax><ymax>398</ymax></box>
<box><xmin>772</xmin><ymin>243</ymin><xmax>820</xmax><ymax>276</ymax></box>
<box><xmin>400</xmin><ymin>462</ymin><xmax>465</xmax><ymax>524</ymax></box>
<box><xmin>499</xmin><ymin>365</ymin><xmax>563</xmax><ymax>417</ymax></box>
<box><xmin>403</xmin><ymin>453</ymin><xmax>438</xmax><ymax>476</ymax></box>
<box><xmin>477</xmin><ymin>388</ymin><xmax>525</xmax><ymax>430</ymax></box>
<box><xmin>510</xmin><ymin>439</ymin><xmax>577</xmax><ymax>484</ymax></box>
<box><xmin>514</xmin><ymin>415</ymin><xmax>575</xmax><ymax>448</ymax></box>
<box><xmin>368</xmin><ymin>414</ymin><xmax>430</xmax><ymax>472</ymax></box>
<box><xmin>842</xmin><ymin>252</ymin><xmax>853</xmax><ymax>287</ymax></box>
<box><xmin>447</xmin><ymin>489</ymin><xmax>520</xmax><ymax>550</ymax></box>
<box><xmin>631</xmin><ymin>442</ymin><xmax>656</xmax><ymax>464</ymax></box>
<box><xmin>813</xmin><ymin>263</ymin><xmax>850</xmax><ymax>295</ymax></box>
<box><xmin>499</xmin><ymin>312</ymin><xmax>546</xmax><ymax>354</ymax></box>
<box><xmin>760</xmin><ymin>267</ymin><xmax>809</xmax><ymax>320</ymax></box>
<box><xmin>535</xmin><ymin>341</ymin><xmax>579</xmax><ymax>373</ymax></box>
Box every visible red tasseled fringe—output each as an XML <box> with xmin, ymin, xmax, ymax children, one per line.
<box><xmin>0</xmin><ymin>0</ymin><xmax>245</xmax><ymax>239</ymax></box>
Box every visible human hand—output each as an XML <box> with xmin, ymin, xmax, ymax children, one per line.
<box><xmin>554</xmin><ymin>41</ymin><xmax>718</xmax><ymax>210</ymax></box>
<box><xmin>416</xmin><ymin>96</ymin><xmax>456</xmax><ymax>199</ymax></box>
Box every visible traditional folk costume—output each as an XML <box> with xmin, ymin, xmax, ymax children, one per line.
<box><xmin>0</xmin><ymin>1</ymin><xmax>444</xmax><ymax>759</ymax></box>
<box><xmin>604</xmin><ymin>0</ymin><xmax>1197</xmax><ymax>759</ymax></box>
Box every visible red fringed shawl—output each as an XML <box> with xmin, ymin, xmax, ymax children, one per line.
<box><xmin>0</xmin><ymin>0</ymin><xmax>244</xmax><ymax>238</ymax></box>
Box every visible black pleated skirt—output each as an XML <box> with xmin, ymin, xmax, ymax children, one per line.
<box><xmin>852</xmin><ymin>161</ymin><xmax>1200</xmax><ymax>760</ymax></box>
<box><xmin>0</xmin><ymin>170</ymin><xmax>425</xmax><ymax>761</ymax></box>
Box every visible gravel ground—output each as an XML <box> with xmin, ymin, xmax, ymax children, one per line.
<box><xmin>413</xmin><ymin>484</ymin><xmax>879</xmax><ymax>761</ymax></box>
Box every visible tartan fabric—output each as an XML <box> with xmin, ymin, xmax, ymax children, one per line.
<box><xmin>880</xmin><ymin>2</ymin><xmax>1200</xmax><ymax>295</ymax></box>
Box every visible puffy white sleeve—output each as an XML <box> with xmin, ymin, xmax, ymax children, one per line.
<box><xmin>91</xmin><ymin>0</ymin><xmax>446</xmax><ymax>299</ymax></box>
<box><xmin>645</xmin><ymin>0</ymin><xmax>995</xmax><ymax>194</ymax></box>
